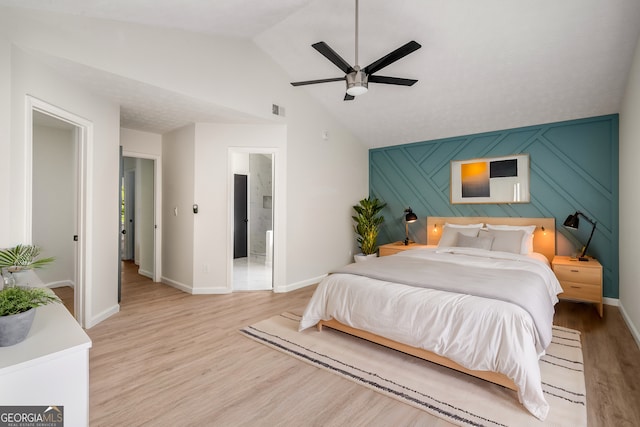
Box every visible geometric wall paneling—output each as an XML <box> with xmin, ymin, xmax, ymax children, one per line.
<box><xmin>369</xmin><ymin>114</ymin><xmax>619</xmax><ymax>298</ymax></box>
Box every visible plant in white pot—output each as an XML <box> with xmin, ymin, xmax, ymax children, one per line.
<box><xmin>352</xmin><ymin>197</ymin><xmax>387</xmax><ymax>262</ymax></box>
<box><xmin>0</xmin><ymin>286</ymin><xmax>60</xmax><ymax>346</ymax></box>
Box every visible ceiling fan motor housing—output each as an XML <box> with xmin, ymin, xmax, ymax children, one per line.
<box><xmin>346</xmin><ymin>68</ymin><xmax>368</xmax><ymax>96</ymax></box>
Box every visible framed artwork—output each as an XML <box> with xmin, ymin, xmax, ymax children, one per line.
<box><xmin>450</xmin><ymin>154</ymin><xmax>530</xmax><ymax>204</ymax></box>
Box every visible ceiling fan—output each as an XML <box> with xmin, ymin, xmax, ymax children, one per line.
<box><xmin>291</xmin><ymin>0</ymin><xmax>421</xmax><ymax>101</ymax></box>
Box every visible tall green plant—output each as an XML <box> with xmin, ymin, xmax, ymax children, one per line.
<box><xmin>352</xmin><ymin>197</ymin><xmax>387</xmax><ymax>255</ymax></box>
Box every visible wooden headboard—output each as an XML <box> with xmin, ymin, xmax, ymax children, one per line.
<box><xmin>426</xmin><ymin>217</ymin><xmax>556</xmax><ymax>263</ymax></box>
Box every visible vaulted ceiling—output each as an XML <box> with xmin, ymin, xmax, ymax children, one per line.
<box><xmin>2</xmin><ymin>0</ymin><xmax>639</xmax><ymax>147</ymax></box>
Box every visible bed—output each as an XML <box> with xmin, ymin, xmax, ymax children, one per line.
<box><xmin>299</xmin><ymin>217</ymin><xmax>562</xmax><ymax>420</ymax></box>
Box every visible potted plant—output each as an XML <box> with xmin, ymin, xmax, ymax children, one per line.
<box><xmin>0</xmin><ymin>286</ymin><xmax>59</xmax><ymax>346</ymax></box>
<box><xmin>0</xmin><ymin>244</ymin><xmax>55</xmax><ymax>272</ymax></box>
<box><xmin>352</xmin><ymin>197</ymin><xmax>387</xmax><ymax>262</ymax></box>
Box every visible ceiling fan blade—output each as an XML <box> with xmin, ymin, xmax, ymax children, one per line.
<box><xmin>344</xmin><ymin>93</ymin><xmax>355</xmax><ymax>101</ymax></box>
<box><xmin>291</xmin><ymin>77</ymin><xmax>345</xmax><ymax>86</ymax></box>
<box><xmin>368</xmin><ymin>75</ymin><xmax>418</xmax><ymax>86</ymax></box>
<box><xmin>312</xmin><ymin>42</ymin><xmax>354</xmax><ymax>74</ymax></box>
<box><xmin>363</xmin><ymin>40</ymin><xmax>421</xmax><ymax>75</ymax></box>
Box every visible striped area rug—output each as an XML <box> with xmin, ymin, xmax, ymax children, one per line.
<box><xmin>240</xmin><ymin>312</ymin><xmax>586</xmax><ymax>427</ymax></box>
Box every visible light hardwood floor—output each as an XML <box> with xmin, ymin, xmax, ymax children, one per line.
<box><xmin>67</xmin><ymin>262</ymin><xmax>640</xmax><ymax>426</ymax></box>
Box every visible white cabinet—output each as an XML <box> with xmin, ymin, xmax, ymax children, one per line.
<box><xmin>0</xmin><ymin>272</ymin><xmax>91</xmax><ymax>426</ymax></box>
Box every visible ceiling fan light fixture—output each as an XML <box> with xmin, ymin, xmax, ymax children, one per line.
<box><xmin>346</xmin><ymin>69</ymin><xmax>368</xmax><ymax>96</ymax></box>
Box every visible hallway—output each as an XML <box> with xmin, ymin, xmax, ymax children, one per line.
<box><xmin>52</xmin><ymin>260</ymin><xmax>151</xmax><ymax>316</ymax></box>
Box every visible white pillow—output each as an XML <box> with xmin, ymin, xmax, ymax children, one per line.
<box><xmin>444</xmin><ymin>222</ymin><xmax>484</xmax><ymax>228</ymax></box>
<box><xmin>485</xmin><ymin>229</ymin><xmax>525</xmax><ymax>254</ymax></box>
<box><xmin>455</xmin><ymin>233</ymin><xmax>494</xmax><ymax>251</ymax></box>
<box><xmin>438</xmin><ymin>224</ymin><xmax>482</xmax><ymax>247</ymax></box>
<box><xmin>486</xmin><ymin>224</ymin><xmax>536</xmax><ymax>254</ymax></box>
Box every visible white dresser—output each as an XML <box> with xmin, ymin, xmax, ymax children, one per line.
<box><xmin>0</xmin><ymin>271</ymin><xmax>91</xmax><ymax>426</ymax></box>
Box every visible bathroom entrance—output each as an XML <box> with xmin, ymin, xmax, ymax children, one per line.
<box><xmin>231</xmin><ymin>151</ymin><xmax>273</xmax><ymax>291</ymax></box>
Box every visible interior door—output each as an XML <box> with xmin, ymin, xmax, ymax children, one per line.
<box><xmin>123</xmin><ymin>170</ymin><xmax>136</xmax><ymax>260</ymax></box>
<box><xmin>234</xmin><ymin>174</ymin><xmax>248</xmax><ymax>259</ymax></box>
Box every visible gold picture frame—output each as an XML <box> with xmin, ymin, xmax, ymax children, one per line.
<box><xmin>450</xmin><ymin>154</ymin><xmax>530</xmax><ymax>204</ymax></box>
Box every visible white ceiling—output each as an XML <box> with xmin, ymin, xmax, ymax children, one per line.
<box><xmin>2</xmin><ymin>0</ymin><xmax>640</xmax><ymax>147</ymax></box>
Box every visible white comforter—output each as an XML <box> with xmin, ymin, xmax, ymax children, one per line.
<box><xmin>299</xmin><ymin>247</ymin><xmax>563</xmax><ymax>420</ymax></box>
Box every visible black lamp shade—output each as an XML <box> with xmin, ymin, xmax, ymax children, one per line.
<box><xmin>404</xmin><ymin>208</ymin><xmax>418</xmax><ymax>223</ymax></box>
<box><xmin>563</xmin><ymin>210</ymin><xmax>597</xmax><ymax>261</ymax></box>
<box><xmin>563</xmin><ymin>212</ymin><xmax>579</xmax><ymax>229</ymax></box>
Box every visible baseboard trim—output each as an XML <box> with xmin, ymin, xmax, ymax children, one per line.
<box><xmin>191</xmin><ymin>287</ymin><xmax>231</xmax><ymax>295</ymax></box>
<box><xmin>161</xmin><ymin>276</ymin><xmax>232</xmax><ymax>295</ymax></box>
<box><xmin>161</xmin><ymin>276</ymin><xmax>192</xmax><ymax>294</ymax></box>
<box><xmin>604</xmin><ymin>297</ymin><xmax>619</xmax><ymax>306</ymax></box>
<box><xmin>138</xmin><ymin>268</ymin><xmax>153</xmax><ymax>279</ymax></box>
<box><xmin>619</xmin><ymin>302</ymin><xmax>640</xmax><ymax>350</ymax></box>
<box><xmin>274</xmin><ymin>274</ymin><xmax>326</xmax><ymax>293</ymax></box>
<box><xmin>45</xmin><ymin>280</ymin><xmax>75</xmax><ymax>289</ymax></box>
<box><xmin>86</xmin><ymin>304</ymin><xmax>120</xmax><ymax>329</ymax></box>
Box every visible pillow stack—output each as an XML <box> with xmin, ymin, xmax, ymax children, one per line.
<box><xmin>437</xmin><ymin>222</ymin><xmax>536</xmax><ymax>255</ymax></box>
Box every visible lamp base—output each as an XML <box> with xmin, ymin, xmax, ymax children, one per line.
<box><xmin>404</xmin><ymin>238</ymin><xmax>409</xmax><ymax>245</ymax></box>
<box><xmin>578</xmin><ymin>256</ymin><xmax>590</xmax><ymax>262</ymax></box>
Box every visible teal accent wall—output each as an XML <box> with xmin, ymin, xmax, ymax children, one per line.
<box><xmin>370</xmin><ymin>115</ymin><xmax>619</xmax><ymax>298</ymax></box>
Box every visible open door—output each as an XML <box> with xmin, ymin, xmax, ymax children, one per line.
<box><xmin>234</xmin><ymin>174</ymin><xmax>248</xmax><ymax>259</ymax></box>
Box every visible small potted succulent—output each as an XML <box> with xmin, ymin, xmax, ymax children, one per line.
<box><xmin>0</xmin><ymin>286</ymin><xmax>59</xmax><ymax>346</ymax></box>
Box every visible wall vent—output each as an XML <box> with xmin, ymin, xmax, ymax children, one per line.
<box><xmin>272</xmin><ymin>104</ymin><xmax>285</xmax><ymax>117</ymax></box>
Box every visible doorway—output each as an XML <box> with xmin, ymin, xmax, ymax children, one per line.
<box><xmin>32</xmin><ymin>111</ymin><xmax>78</xmax><ymax>290</ymax></box>
<box><xmin>233</xmin><ymin>174</ymin><xmax>248</xmax><ymax>259</ymax></box>
<box><xmin>26</xmin><ymin>96</ymin><xmax>91</xmax><ymax>327</ymax></box>
<box><xmin>230</xmin><ymin>151</ymin><xmax>274</xmax><ymax>291</ymax></box>
<box><xmin>120</xmin><ymin>155</ymin><xmax>158</xmax><ymax>282</ymax></box>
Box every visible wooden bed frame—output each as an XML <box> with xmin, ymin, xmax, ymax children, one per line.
<box><xmin>317</xmin><ymin>216</ymin><xmax>556</xmax><ymax>391</ymax></box>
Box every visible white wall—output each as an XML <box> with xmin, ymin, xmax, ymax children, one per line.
<box><xmin>249</xmin><ymin>154</ymin><xmax>273</xmax><ymax>257</ymax></box>
<box><xmin>32</xmin><ymin>123</ymin><xmax>75</xmax><ymax>287</ymax></box>
<box><xmin>192</xmin><ymin>123</ymin><xmax>286</xmax><ymax>293</ymax></box>
<box><xmin>137</xmin><ymin>158</ymin><xmax>155</xmax><ymax>278</ymax></box>
<box><xmin>9</xmin><ymin>47</ymin><xmax>121</xmax><ymax>328</ymax></box>
<box><xmin>1</xmin><ymin>6</ymin><xmax>368</xmax><ymax>307</ymax></box>
<box><xmin>121</xmin><ymin>128</ymin><xmax>162</xmax><ymax>157</ymax></box>
<box><xmin>0</xmin><ymin>36</ymin><xmax>12</xmax><ymax>245</ymax></box>
<box><xmin>162</xmin><ymin>125</ymin><xmax>195</xmax><ymax>291</ymax></box>
<box><xmin>619</xmin><ymin>33</ymin><xmax>640</xmax><ymax>347</ymax></box>
<box><xmin>284</xmin><ymin>106</ymin><xmax>368</xmax><ymax>288</ymax></box>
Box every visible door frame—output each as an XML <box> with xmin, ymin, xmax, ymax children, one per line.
<box><xmin>227</xmin><ymin>148</ymin><xmax>278</xmax><ymax>291</ymax></box>
<box><xmin>25</xmin><ymin>95</ymin><xmax>92</xmax><ymax>327</ymax></box>
<box><xmin>122</xmin><ymin>150</ymin><xmax>162</xmax><ymax>282</ymax></box>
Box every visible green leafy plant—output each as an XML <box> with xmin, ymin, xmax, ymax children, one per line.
<box><xmin>0</xmin><ymin>244</ymin><xmax>55</xmax><ymax>271</ymax></box>
<box><xmin>352</xmin><ymin>197</ymin><xmax>387</xmax><ymax>255</ymax></box>
<box><xmin>0</xmin><ymin>286</ymin><xmax>60</xmax><ymax>316</ymax></box>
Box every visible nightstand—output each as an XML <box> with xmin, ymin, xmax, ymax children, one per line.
<box><xmin>379</xmin><ymin>241</ymin><xmax>430</xmax><ymax>257</ymax></box>
<box><xmin>552</xmin><ymin>255</ymin><xmax>603</xmax><ymax>317</ymax></box>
